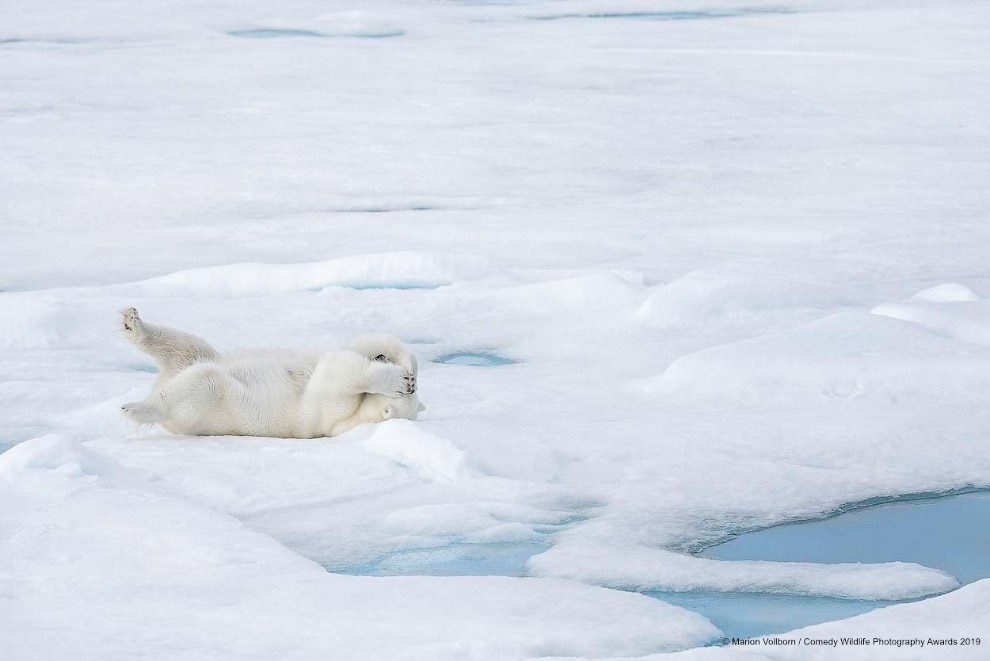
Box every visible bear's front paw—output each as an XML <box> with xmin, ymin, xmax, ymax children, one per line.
<box><xmin>375</xmin><ymin>364</ymin><xmax>416</xmax><ymax>397</ymax></box>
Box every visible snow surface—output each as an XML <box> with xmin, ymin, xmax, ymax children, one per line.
<box><xmin>2</xmin><ymin>0</ymin><xmax>990</xmax><ymax>658</ymax></box>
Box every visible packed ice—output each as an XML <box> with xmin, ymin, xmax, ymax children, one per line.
<box><xmin>2</xmin><ymin>0</ymin><xmax>989</xmax><ymax>658</ymax></box>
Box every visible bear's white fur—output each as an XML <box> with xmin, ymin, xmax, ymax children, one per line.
<box><xmin>119</xmin><ymin>308</ymin><xmax>423</xmax><ymax>438</ymax></box>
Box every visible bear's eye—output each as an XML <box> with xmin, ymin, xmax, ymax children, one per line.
<box><xmin>374</xmin><ymin>354</ymin><xmax>388</xmax><ymax>362</ymax></box>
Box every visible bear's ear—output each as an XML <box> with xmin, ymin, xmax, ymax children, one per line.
<box><xmin>417</xmin><ymin>402</ymin><xmax>426</xmax><ymax>413</ymax></box>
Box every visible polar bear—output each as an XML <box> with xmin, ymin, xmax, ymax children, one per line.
<box><xmin>119</xmin><ymin>307</ymin><xmax>423</xmax><ymax>438</ymax></box>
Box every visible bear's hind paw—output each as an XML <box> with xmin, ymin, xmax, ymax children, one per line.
<box><xmin>121</xmin><ymin>401</ymin><xmax>162</xmax><ymax>425</ymax></box>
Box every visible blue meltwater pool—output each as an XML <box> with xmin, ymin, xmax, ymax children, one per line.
<box><xmin>433</xmin><ymin>351</ymin><xmax>517</xmax><ymax>367</ymax></box>
<box><xmin>649</xmin><ymin>490</ymin><xmax>990</xmax><ymax>640</ymax></box>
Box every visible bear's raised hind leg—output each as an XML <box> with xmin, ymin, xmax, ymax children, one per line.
<box><xmin>121</xmin><ymin>307</ymin><xmax>220</xmax><ymax>374</ymax></box>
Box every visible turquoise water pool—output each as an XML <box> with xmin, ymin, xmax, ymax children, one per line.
<box><xmin>703</xmin><ymin>490</ymin><xmax>990</xmax><ymax>584</ymax></box>
<box><xmin>433</xmin><ymin>351</ymin><xmax>517</xmax><ymax>367</ymax></box>
<box><xmin>353</xmin><ymin>542</ymin><xmax>546</xmax><ymax>577</ymax></box>
<box><xmin>653</xmin><ymin>490</ymin><xmax>990</xmax><ymax>640</ymax></box>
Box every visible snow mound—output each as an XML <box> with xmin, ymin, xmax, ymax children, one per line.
<box><xmin>911</xmin><ymin>283</ymin><xmax>979</xmax><ymax>303</ymax></box>
<box><xmin>638</xmin><ymin>270</ymin><xmax>841</xmax><ymax>329</ymax></box>
<box><xmin>364</xmin><ymin>420</ymin><xmax>474</xmax><ymax>482</ymax></box>
<box><xmin>654</xmin><ymin>311</ymin><xmax>990</xmax><ymax>398</ymax></box>
<box><xmin>0</xmin><ymin>434</ymin><xmax>120</xmax><ymax>478</ymax></box>
<box><xmin>129</xmin><ymin>252</ymin><xmax>504</xmax><ymax>297</ymax></box>
<box><xmin>314</xmin><ymin>10</ymin><xmax>405</xmax><ymax>38</ymax></box>
<box><xmin>527</xmin><ymin>544</ymin><xmax>959</xmax><ymax>601</ymax></box>
<box><xmin>871</xmin><ymin>291</ymin><xmax>990</xmax><ymax>347</ymax></box>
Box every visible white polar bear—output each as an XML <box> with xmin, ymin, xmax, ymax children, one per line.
<box><xmin>119</xmin><ymin>307</ymin><xmax>424</xmax><ymax>438</ymax></box>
